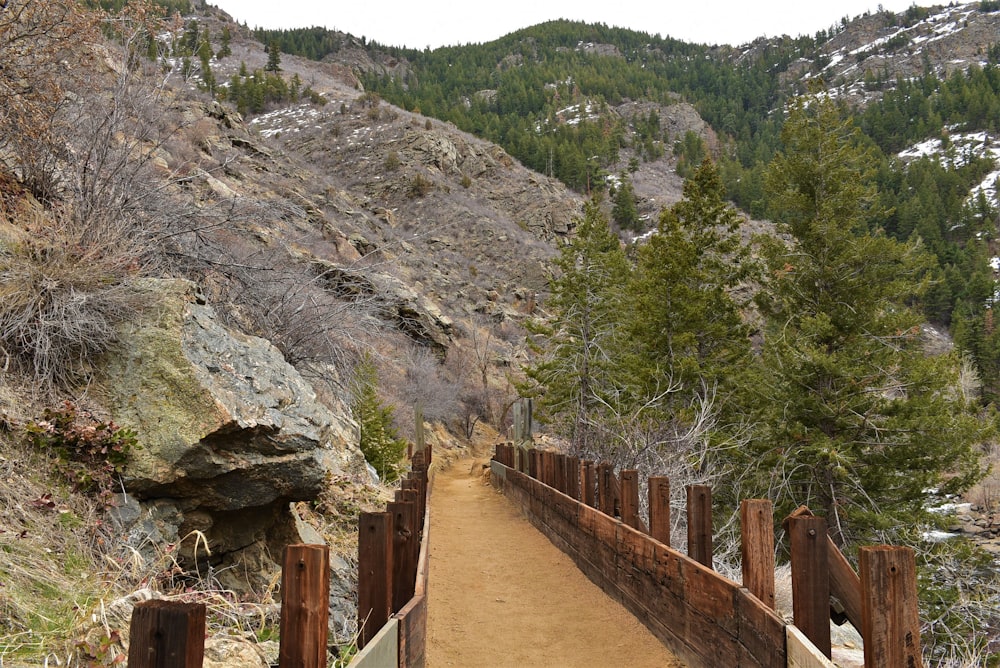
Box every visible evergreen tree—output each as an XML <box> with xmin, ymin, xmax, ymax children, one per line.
<box><xmin>264</xmin><ymin>39</ymin><xmax>281</xmax><ymax>72</ymax></box>
<box><xmin>523</xmin><ymin>200</ymin><xmax>630</xmax><ymax>453</ymax></box>
<box><xmin>627</xmin><ymin>159</ymin><xmax>751</xmax><ymax>393</ymax></box>
<box><xmin>351</xmin><ymin>353</ymin><xmax>407</xmax><ymax>483</ymax></box>
<box><xmin>216</xmin><ymin>25</ymin><xmax>232</xmax><ymax>60</ymax></box>
<box><xmin>743</xmin><ymin>92</ymin><xmax>987</xmax><ymax>546</ymax></box>
<box><xmin>618</xmin><ymin>158</ymin><xmax>753</xmax><ymax>465</ymax></box>
<box><xmin>611</xmin><ymin>172</ymin><xmax>640</xmax><ymax>231</ymax></box>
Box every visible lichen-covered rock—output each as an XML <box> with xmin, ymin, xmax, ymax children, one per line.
<box><xmin>98</xmin><ymin>278</ymin><xmax>366</xmax><ymax>572</ymax></box>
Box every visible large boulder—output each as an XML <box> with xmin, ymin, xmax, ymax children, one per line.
<box><xmin>99</xmin><ymin>279</ymin><xmax>366</xmax><ymax>580</ymax></box>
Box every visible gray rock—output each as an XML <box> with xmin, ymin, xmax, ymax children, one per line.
<box><xmin>97</xmin><ymin>278</ymin><xmax>366</xmax><ymax>579</ymax></box>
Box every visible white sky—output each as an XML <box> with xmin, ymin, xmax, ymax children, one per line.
<box><xmin>209</xmin><ymin>1</ymin><xmax>932</xmax><ymax>49</ymax></box>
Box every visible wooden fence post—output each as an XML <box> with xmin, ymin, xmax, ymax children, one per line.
<box><xmin>388</xmin><ymin>500</ymin><xmax>418</xmax><ymax>612</ymax></box>
<box><xmin>686</xmin><ymin>484</ymin><xmax>713</xmax><ymax>569</ymax></box>
<box><xmin>788</xmin><ymin>515</ymin><xmax>832</xmax><ymax>658</ymax></box>
<box><xmin>279</xmin><ymin>544</ymin><xmax>330</xmax><ymax>668</ymax></box>
<box><xmin>620</xmin><ymin>470</ymin><xmax>645</xmax><ymax>531</ymax></box>
<box><xmin>358</xmin><ymin>512</ymin><xmax>393</xmax><ymax>649</ymax></box>
<box><xmin>648</xmin><ymin>476</ymin><xmax>670</xmax><ymax>546</ymax></box>
<box><xmin>127</xmin><ymin>600</ymin><xmax>206</xmax><ymax>668</ymax></box>
<box><xmin>567</xmin><ymin>456</ymin><xmax>580</xmax><ymax>500</ymax></box>
<box><xmin>740</xmin><ymin>499</ymin><xmax>776</xmax><ymax>611</ymax></box>
<box><xmin>555</xmin><ymin>453</ymin><xmax>567</xmax><ymax>492</ymax></box>
<box><xmin>596</xmin><ymin>463</ymin><xmax>613</xmax><ymax>515</ymax></box>
<box><xmin>785</xmin><ymin>505</ymin><xmax>863</xmax><ymax>631</ymax></box>
<box><xmin>582</xmin><ymin>460</ymin><xmax>596</xmax><ymax>507</ymax></box>
<box><xmin>859</xmin><ymin>546</ymin><xmax>922</xmax><ymax>668</ymax></box>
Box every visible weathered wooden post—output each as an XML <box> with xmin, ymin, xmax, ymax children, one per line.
<box><xmin>128</xmin><ymin>600</ymin><xmax>206</xmax><ymax>668</ymax></box>
<box><xmin>788</xmin><ymin>515</ymin><xmax>832</xmax><ymax>658</ymax></box>
<box><xmin>859</xmin><ymin>546</ymin><xmax>922</xmax><ymax>668</ymax></box>
<box><xmin>555</xmin><ymin>453</ymin><xmax>567</xmax><ymax>492</ymax></box>
<box><xmin>358</xmin><ymin>512</ymin><xmax>393</xmax><ymax>649</ymax></box>
<box><xmin>785</xmin><ymin>505</ymin><xmax>863</xmax><ymax>631</ymax></box>
<box><xmin>388</xmin><ymin>501</ymin><xmax>418</xmax><ymax>612</ymax></box>
<box><xmin>740</xmin><ymin>499</ymin><xmax>776</xmax><ymax>610</ymax></box>
<box><xmin>567</xmin><ymin>456</ymin><xmax>581</xmax><ymax>500</ymax></box>
<box><xmin>582</xmin><ymin>460</ymin><xmax>596</xmax><ymax>507</ymax></box>
<box><xmin>279</xmin><ymin>544</ymin><xmax>330</xmax><ymax>668</ymax></box>
<box><xmin>620</xmin><ymin>470</ymin><xmax>643</xmax><ymax>531</ymax></box>
<box><xmin>648</xmin><ymin>476</ymin><xmax>671</xmax><ymax>546</ymax></box>
<box><xmin>686</xmin><ymin>484</ymin><xmax>713</xmax><ymax>569</ymax></box>
<box><xmin>596</xmin><ymin>462</ymin><xmax>613</xmax><ymax>515</ymax></box>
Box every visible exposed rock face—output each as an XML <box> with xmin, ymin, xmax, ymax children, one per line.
<box><xmin>100</xmin><ymin>278</ymin><xmax>366</xmax><ymax>585</ymax></box>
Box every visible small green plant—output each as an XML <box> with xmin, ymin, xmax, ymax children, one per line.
<box><xmin>406</xmin><ymin>173</ymin><xmax>434</xmax><ymax>199</ymax></box>
<box><xmin>25</xmin><ymin>401</ymin><xmax>137</xmax><ymax>507</ymax></box>
<box><xmin>460</xmin><ymin>173</ymin><xmax>472</xmax><ymax>188</ymax></box>
<box><xmin>75</xmin><ymin>630</ymin><xmax>126</xmax><ymax>666</ymax></box>
<box><xmin>384</xmin><ymin>151</ymin><xmax>401</xmax><ymax>171</ymax></box>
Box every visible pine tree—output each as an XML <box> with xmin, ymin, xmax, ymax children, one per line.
<box><xmin>351</xmin><ymin>353</ymin><xmax>407</xmax><ymax>483</ymax></box>
<box><xmin>264</xmin><ymin>39</ymin><xmax>281</xmax><ymax>73</ymax></box>
<box><xmin>216</xmin><ymin>25</ymin><xmax>232</xmax><ymax>60</ymax></box>
<box><xmin>611</xmin><ymin>172</ymin><xmax>640</xmax><ymax>231</ymax></box>
<box><xmin>619</xmin><ymin>158</ymin><xmax>752</xmax><ymax>463</ymax></box>
<box><xmin>744</xmin><ymin>92</ymin><xmax>988</xmax><ymax>546</ymax></box>
<box><xmin>523</xmin><ymin>200</ymin><xmax>630</xmax><ymax>453</ymax></box>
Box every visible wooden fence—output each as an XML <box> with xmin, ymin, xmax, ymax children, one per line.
<box><xmin>123</xmin><ymin>446</ymin><xmax>432</xmax><ymax>668</ymax></box>
<box><xmin>492</xmin><ymin>443</ymin><xmax>924</xmax><ymax>668</ymax></box>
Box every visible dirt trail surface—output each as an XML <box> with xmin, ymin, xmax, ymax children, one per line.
<box><xmin>425</xmin><ymin>457</ymin><xmax>685</xmax><ymax>668</ymax></box>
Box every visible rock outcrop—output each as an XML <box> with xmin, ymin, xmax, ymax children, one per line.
<box><xmin>99</xmin><ymin>278</ymin><xmax>366</xmax><ymax>589</ymax></box>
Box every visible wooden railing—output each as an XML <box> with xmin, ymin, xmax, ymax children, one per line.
<box><xmin>492</xmin><ymin>443</ymin><xmax>924</xmax><ymax>668</ymax></box>
<box><xmin>351</xmin><ymin>446</ymin><xmax>431</xmax><ymax>667</ymax></box>
<box><xmin>122</xmin><ymin>446</ymin><xmax>432</xmax><ymax>668</ymax></box>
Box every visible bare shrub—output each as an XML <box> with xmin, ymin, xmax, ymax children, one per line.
<box><xmin>0</xmin><ymin>208</ymin><xmax>145</xmax><ymax>391</ymax></box>
<box><xmin>398</xmin><ymin>345</ymin><xmax>460</xmax><ymax>425</ymax></box>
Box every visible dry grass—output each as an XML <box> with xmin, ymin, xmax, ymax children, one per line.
<box><xmin>0</xmin><ymin>416</ymin><xmax>397</xmax><ymax>665</ymax></box>
<box><xmin>0</xmin><ymin>432</ymin><xmax>112</xmax><ymax>663</ymax></box>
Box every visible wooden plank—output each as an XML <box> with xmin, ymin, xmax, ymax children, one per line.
<box><xmin>686</xmin><ymin>484</ymin><xmax>713</xmax><ymax>569</ymax></box>
<box><xmin>787</xmin><ymin>625</ymin><xmax>836</xmax><ymax>668</ymax></box>
<box><xmin>358</xmin><ymin>512</ymin><xmax>393</xmax><ymax>649</ymax></box>
<box><xmin>395</xmin><ymin>594</ymin><xmax>427</xmax><ymax>668</ymax></box>
<box><xmin>279</xmin><ymin>544</ymin><xmax>330</xmax><ymax>668</ymax></box>
<box><xmin>740</xmin><ymin>499</ymin><xmax>776</xmax><ymax>611</ymax></box>
<box><xmin>859</xmin><ymin>546</ymin><xmax>923</xmax><ymax>668</ymax></box>
<box><xmin>351</xmin><ymin>617</ymin><xmax>398</xmax><ymax>668</ymax></box>
<box><xmin>788</xmin><ymin>516</ymin><xmax>831</xmax><ymax>658</ymax></box>
<box><xmin>682</xmin><ymin>558</ymin><xmax>739</xmax><ymax>636</ymax></box>
<box><xmin>127</xmin><ymin>600</ymin><xmax>206</xmax><ymax>668</ymax></box>
<box><xmin>735</xmin><ymin>587</ymin><xmax>787</xmax><ymax>667</ymax></box>
<box><xmin>648</xmin><ymin>476</ymin><xmax>671</xmax><ymax>547</ymax></box>
<box><xmin>652</xmin><ymin>542</ymin><xmax>686</xmax><ymax>602</ymax></box>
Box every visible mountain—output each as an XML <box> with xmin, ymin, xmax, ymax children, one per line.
<box><xmin>2</xmin><ymin>0</ymin><xmax>1000</xmax><ymax>663</ymax></box>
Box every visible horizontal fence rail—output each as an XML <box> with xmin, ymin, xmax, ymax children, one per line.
<box><xmin>491</xmin><ymin>442</ymin><xmax>923</xmax><ymax>668</ymax></box>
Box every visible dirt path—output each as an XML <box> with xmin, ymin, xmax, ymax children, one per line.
<box><xmin>425</xmin><ymin>457</ymin><xmax>685</xmax><ymax>668</ymax></box>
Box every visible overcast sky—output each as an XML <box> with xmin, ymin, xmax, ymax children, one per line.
<box><xmin>209</xmin><ymin>1</ymin><xmax>934</xmax><ymax>49</ymax></box>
